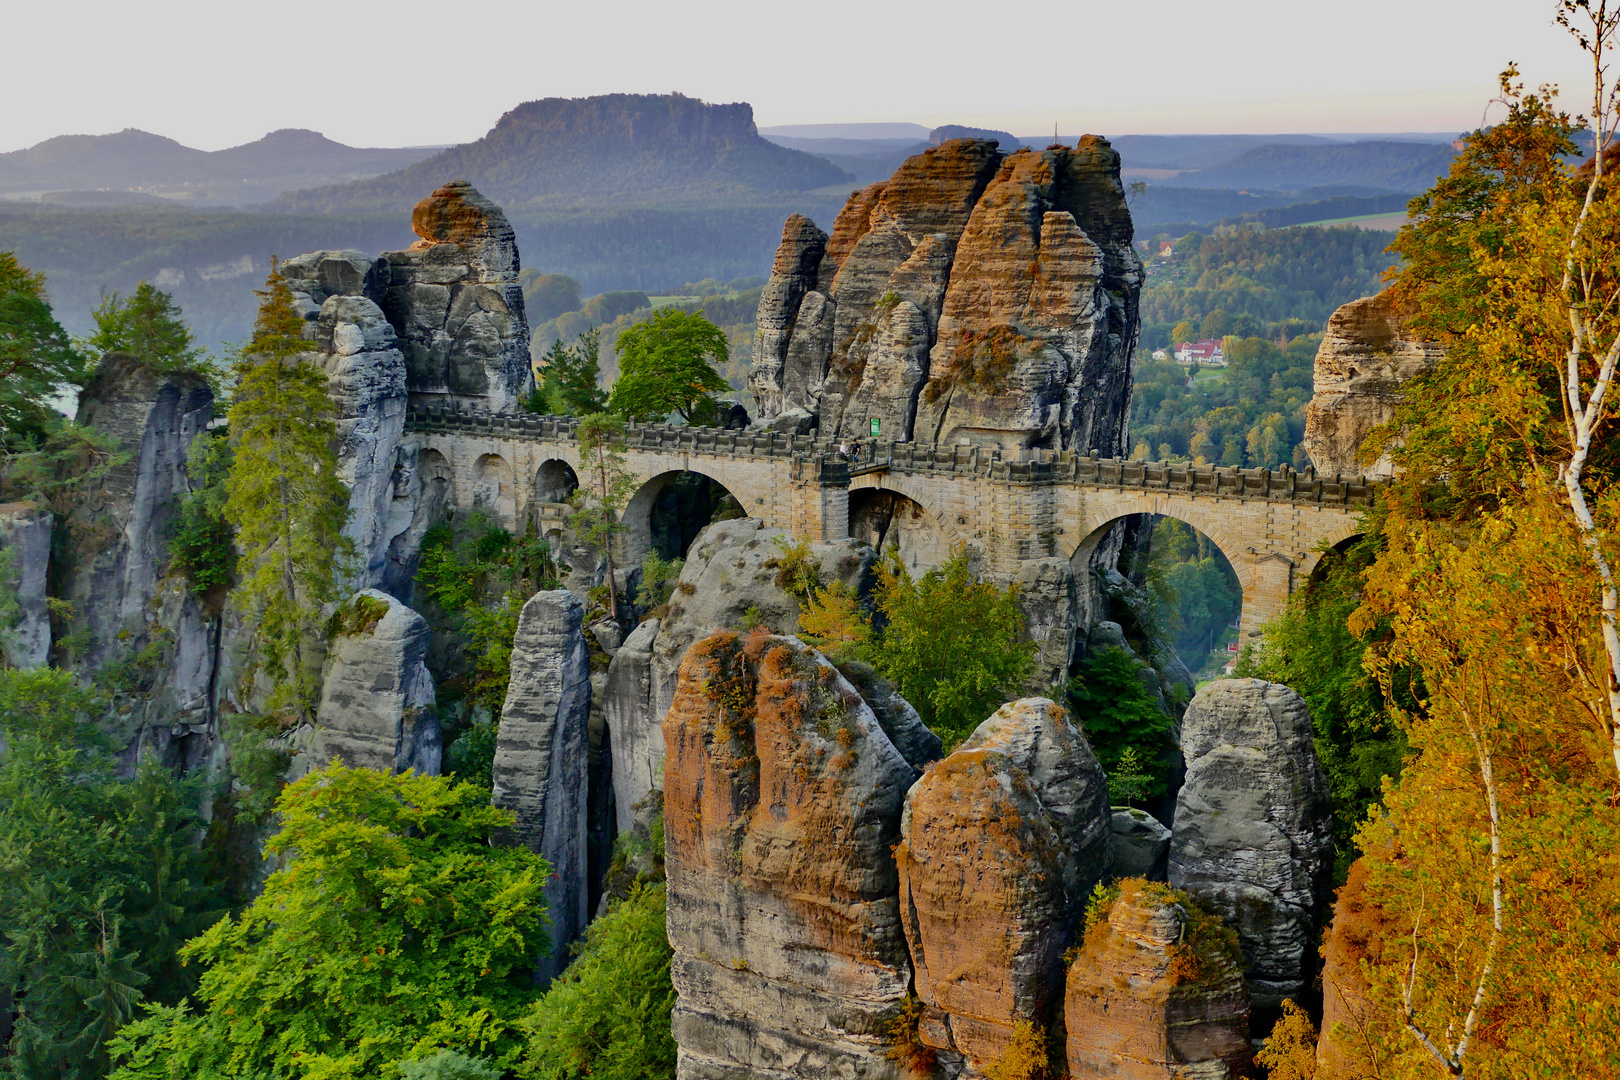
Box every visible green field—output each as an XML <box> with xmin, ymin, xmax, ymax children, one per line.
<box><xmin>1289</xmin><ymin>211</ymin><xmax>1408</xmax><ymax>231</ymax></box>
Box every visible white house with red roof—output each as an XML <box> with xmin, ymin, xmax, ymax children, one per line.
<box><xmin>1173</xmin><ymin>339</ymin><xmax>1226</xmax><ymax>365</ymax></box>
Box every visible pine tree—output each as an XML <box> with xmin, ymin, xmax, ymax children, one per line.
<box><xmin>224</xmin><ymin>261</ymin><xmax>351</xmax><ymax>719</ymax></box>
<box><xmin>531</xmin><ymin>329</ymin><xmax>609</xmax><ymax>416</ymax></box>
<box><xmin>85</xmin><ymin>282</ymin><xmax>201</xmax><ymax>372</ymax></box>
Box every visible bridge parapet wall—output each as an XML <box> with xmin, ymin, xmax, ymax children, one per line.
<box><xmin>403</xmin><ymin>410</ymin><xmax>1376</xmax><ymax>643</ymax></box>
<box><xmin>404</xmin><ymin>408</ymin><xmax>1382</xmax><ymax>510</ymax></box>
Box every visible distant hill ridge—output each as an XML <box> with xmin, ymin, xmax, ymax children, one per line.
<box><xmin>1157</xmin><ymin>139</ymin><xmax>1456</xmax><ymax>193</ymax></box>
<box><xmin>275</xmin><ymin>93</ymin><xmax>856</xmax><ymax>213</ymax></box>
<box><xmin>0</xmin><ymin>128</ymin><xmax>435</xmax><ymax>201</ymax></box>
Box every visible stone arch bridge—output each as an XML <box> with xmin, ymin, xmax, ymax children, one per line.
<box><xmin>406</xmin><ymin>407</ymin><xmax>1379</xmax><ymax>640</ymax></box>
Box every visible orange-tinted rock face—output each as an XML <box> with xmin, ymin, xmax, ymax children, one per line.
<box><xmin>663</xmin><ymin>629</ymin><xmax>916</xmax><ymax>1079</ymax></box>
<box><xmin>898</xmin><ymin>748</ymin><xmax>1067</xmax><ymax>1069</ymax></box>
<box><xmin>896</xmin><ymin>698</ymin><xmax>1111</xmax><ymax>1074</ymax></box>
<box><xmin>752</xmin><ymin>138</ymin><xmax>1140</xmax><ymax>453</ymax></box>
<box><xmin>915</xmin><ymin>148</ymin><xmax>1127</xmax><ymax>452</ymax></box>
<box><xmin>1065</xmin><ymin>881</ymin><xmax>1253</xmax><ymax>1079</ymax></box>
<box><xmin>816</xmin><ymin>181</ymin><xmax>886</xmax><ymax>295</ymax></box>
<box><xmin>1302</xmin><ymin>289</ymin><xmax>1443</xmax><ymax>478</ymax></box>
<box><xmin>1316</xmin><ymin>859</ymin><xmax>1398</xmax><ymax>1079</ymax></box>
<box><xmin>866</xmin><ymin>138</ymin><xmax>1004</xmax><ymax>245</ymax></box>
<box><xmin>409</xmin><ymin>180</ymin><xmax>519</xmax><ymax>273</ymax></box>
<box><xmin>380</xmin><ymin>180</ymin><xmax>532</xmax><ymax>411</ymax></box>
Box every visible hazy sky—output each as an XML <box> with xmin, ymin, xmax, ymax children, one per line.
<box><xmin>1</xmin><ymin>0</ymin><xmax>1601</xmax><ymax>153</ymax></box>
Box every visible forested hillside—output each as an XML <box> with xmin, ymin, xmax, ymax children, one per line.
<box><xmin>0</xmin><ymin>201</ymin><xmax>838</xmax><ymax>343</ymax></box>
<box><xmin>1139</xmin><ymin>225</ymin><xmax>1397</xmax><ymax>349</ymax></box>
<box><xmin>1160</xmin><ymin>139</ymin><xmax>1455</xmax><ymax>193</ymax></box>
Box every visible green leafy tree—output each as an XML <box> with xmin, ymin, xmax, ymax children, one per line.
<box><xmin>224</xmin><ymin>262</ymin><xmax>352</xmax><ymax>720</ymax></box>
<box><xmin>607</xmin><ymin>308</ymin><xmax>729</xmax><ymax>424</ymax></box>
<box><xmin>414</xmin><ymin>515</ymin><xmax>560</xmax><ymax>719</ymax></box>
<box><xmin>635</xmin><ymin>551</ymin><xmax>683</xmax><ymax>610</ymax></box>
<box><xmin>569</xmin><ymin>414</ymin><xmax>639</xmax><ymax>617</ymax></box>
<box><xmin>85</xmin><ymin>283</ymin><xmax>203</xmax><ymax>374</ymax></box>
<box><xmin>168</xmin><ymin>430</ymin><xmax>235</xmax><ymax>601</ymax></box>
<box><xmin>398</xmin><ymin>1050</ymin><xmax>502</xmax><ymax>1080</ymax></box>
<box><xmin>1104</xmin><ymin>746</ymin><xmax>1154</xmax><ymax>806</ymax></box>
<box><xmin>1066</xmin><ymin>646</ymin><xmax>1177</xmax><ymax>798</ymax></box>
<box><xmin>0</xmin><ymin>668</ymin><xmax>219</xmax><ymax>1080</ymax></box>
<box><xmin>868</xmin><ymin>548</ymin><xmax>1036</xmax><ymax>747</ymax></box>
<box><xmin>519</xmin><ymin>884</ymin><xmax>676</xmax><ymax>1080</ymax></box>
<box><xmin>107</xmin><ymin>763</ymin><xmax>553</xmax><ymax>1080</ymax></box>
<box><xmin>2</xmin><ymin>420</ymin><xmax>130</xmax><ymax>519</ymax></box>
<box><xmin>529</xmin><ymin>330</ymin><xmax>608</xmax><ymax>416</ymax></box>
<box><xmin>520</xmin><ymin>273</ymin><xmax>583</xmax><ymax>323</ymax></box>
<box><xmin>0</xmin><ymin>251</ymin><xmax>88</xmax><ymax>451</ymax></box>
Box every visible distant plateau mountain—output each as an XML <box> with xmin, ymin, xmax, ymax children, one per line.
<box><xmin>274</xmin><ymin>94</ymin><xmax>856</xmax><ymax>213</ymax></box>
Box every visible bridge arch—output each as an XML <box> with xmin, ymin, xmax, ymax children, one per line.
<box><xmin>849</xmin><ymin>488</ymin><xmax>948</xmax><ymax>572</ymax></box>
<box><xmin>847</xmin><ymin>474</ymin><xmax>968</xmax><ymax>573</ymax></box>
<box><xmin>472</xmin><ymin>453</ymin><xmax>516</xmax><ymax>530</ymax></box>
<box><xmin>416</xmin><ymin>448</ymin><xmax>455</xmax><ymax>523</ymax></box>
<box><xmin>1299</xmin><ymin>520</ymin><xmax>1367</xmax><ymax>585</ymax></box>
<box><xmin>535</xmin><ymin>458</ymin><xmax>579</xmax><ymax>505</ymax></box>
<box><xmin>1069</xmin><ymin>503</ymin><xmax>1267</xmax><ymax>643</ymax></box>
<box><xmin>621</xmin><ymin>467</ymin><xmax>749</xmax><ymax>565</ymax></box>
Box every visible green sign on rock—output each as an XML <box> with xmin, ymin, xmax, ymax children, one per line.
<box><xmin>870</xmin><ymin>418</ymin><xmax>881</xmax><ymax>437</ymax></box>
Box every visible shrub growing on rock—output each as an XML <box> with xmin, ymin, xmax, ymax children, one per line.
<box><xmin>519</xmin><ymin>884</ymin><xmax>676</xmax><ymax>1080</ymax></box>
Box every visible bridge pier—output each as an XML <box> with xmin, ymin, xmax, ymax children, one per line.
<box><xmin>790</xmin><ymin>457</ymin><xmax>852</xmax><ymax>542</ymax></box>
<box><xmin>1238</xmin><ymin>552</ymin><xmax>1297</xmax><ymax>645</ymax></box>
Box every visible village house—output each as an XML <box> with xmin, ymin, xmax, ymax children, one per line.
<box><xmin>1174</xmin><ymin>339</ymin><xmax>1226</xmax><ymax>365</ymax></box>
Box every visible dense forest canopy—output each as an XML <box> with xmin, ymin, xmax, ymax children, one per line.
<box><xmin>1138</xmin><ymin>224</ymin><xmax>1397</xmax><ymax>350</ymax></box>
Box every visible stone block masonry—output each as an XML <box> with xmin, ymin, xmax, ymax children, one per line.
<box><xmin>405</xmin><ymin>406</ymin><xmax>1375</xmax><ymax>642</ymax></box>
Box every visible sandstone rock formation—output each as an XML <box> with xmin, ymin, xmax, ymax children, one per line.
<box><xmin>1316</xmin><ymin>858</ymin><xmax>1397</xmax><ymax>1079</ymax></box>
<box><xmin>663</xmin><ymin>629</ymin><xmax>915</xmax><ymax>1079</ymax></box>
<box><xmin>1012</xmin><ymin>557</ymin><xmax>1083</xmax><ymax>690</ymax></box>
<box><xmin>282</xmin><ymin>184</ymin><xmax>533</xmax><ymax>589</ymax></box>
<box><xmin>601</xmin><ymin>518</ymin><xmax>880</xmax><ymax>824</ymax></box>
<box><xmin>0</xmin><ymin>502</ymin><xmax>52</xmax><ymax>668</ymax></box>
<box><xmin>1169</xmin><ymin>679</ymin><xmax>1333</xmax><ymax>1013</ymax></box>
<box><xmin>282</xmin><ymin>251</ymin><xmax>420</xmax><ymax>593</ymax></box>
<box><xmin>830</xmin><ymin>658</ymin><xmax>942</xmax><ymax>773</ymax></box>
<box><xmin>1111</xmin><ymin>807</ymin><xmax>1172</xmax><ymax>881</ymax></box>
<box><xmin>382</xmin><ymin>181</ymin><xmax>532</xmax><ymax>413</ymax></box>
<box><xmin>1065</xmin><ymin>880</ymin><xmax>1252</xmax><ymax>1078</ymax></box>
<box><xmin>490</xmin><ymin>589</ymin><xmax>593</xmax><ymax>984</ymax></box>
<box><xmin>63</xmin><ymin>354</ymin><xmax>214</xmax><ymax>673</ymax></box>
<box><xmin>310</xmin><ymin>589</ymin><xmax>441</xmax><ymax>776</ymax></box>
<box><xmin>897</xmin><ymin>698</ymin><xmax>1111</xmax><ymax>1073</ymax></box>
<box><xmin>1303</xmin><ymin>289</ymin><xmax>1443</xmax><ymax>478</ymax></box>
<box><xmin>751</xmin><ymin>138</ymin><xmax>1142</xmax><ymax>453</ymax></box>
<box><xmin>57</xmin><ymin>353</ymin><xmax>224</xmax><ymax>753</ymax></box>
<box><xmin>283</xmin><ymin>182</ymin><xmax>533</xmax><ymax>418</ymax></box>
<box><xmin>602</xmin><ymin>617</ymin><xmax>662</xmax><ymax>834</ymax></box>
